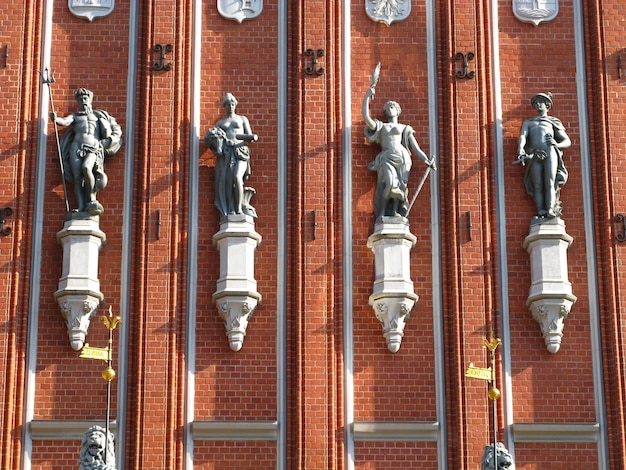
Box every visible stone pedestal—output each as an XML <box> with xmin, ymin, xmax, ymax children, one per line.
<box><xmin>523</xmin><ymin>218</ymin><xmax>577</xmax><ymax>354</ymax></box>
<box><xmin>54</xmin><ymin>216</ymin><xmax>106</xmax><ymax>351</ymax></box>
<box><xmin>213</xmin><ymin>214</ymin><xmax>262</xmax><ymax>352</ymax></box>
<box><xmin>367</xmin><ymin>217</ymin><xmax>419</xmax><ymax>353</ymax></box>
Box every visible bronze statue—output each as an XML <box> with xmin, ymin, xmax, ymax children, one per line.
<box><xmin>516</xmin><ymin>92</ymin><xmax>571</xmax><ymax>218</ymax></box>
<box><xmin>205</xmin><ymin>93</ymin><xmax>258</xmax><ymax>219</ymax></box>
<box><xmin>362</xmin><ymin>64</ymin><xmax>435</xmax><ymax>219</ymax></box>
<box><xmin>52</xmin><ymin>88</ymin><xmax>122</xmax><ymax>216</ymax></box>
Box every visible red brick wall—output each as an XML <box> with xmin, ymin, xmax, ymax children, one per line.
<box><xmin>435</xmin><ymin>0</ymin><xmax>502</xmax><ymax>467</ymax></box>
<box><xmin>195</xmin><ymin>0</ymin><xmax>280</xmax><ymax>424</ymax></box>
<box><xmin>586</xmin><ymin>1</ymin><xmax>626</xmax><ymax>466</ymax></box>
<box><xmin>500</xmin><ymin>1</ymin><xmax>598</xmax><ymax>467</ymax></box>
<box><xmin>350</xmin><ymin>2</ymin><xmax>438</xmax><ymax>468</ymax></box>
<box><xmin>0</xmin><ymin>1</ymin><xmax>43</xmax><ymax>468</ymax></box>
<box><xmin>2</xmin><ymin>0</ymin><xmax>626</xmax><ymax>469</ymax></box>
<box><xmin>286</xmin><ymin>0</ymin><xmax>345</xmax><ymax>467</ymax></box>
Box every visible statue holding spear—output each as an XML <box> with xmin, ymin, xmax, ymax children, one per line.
<box><xmin>48</xmin><ymin>81</ymin><xmax>122</xmax><ymax>216</ymax></box>
<box><xmin>362</xmin><ymin>63</ymin><xmax>436</xmax><ymax>220</ymax></box>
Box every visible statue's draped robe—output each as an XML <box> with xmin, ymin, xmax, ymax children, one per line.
<box><xmin>365</xmin><ymin>119</ymin><xmax>414</xmax><ymax>217</ymax></box>
<box><xmin>211</xmin><ymin>132</ymin><xmax>251</xmax><ymax>216</ymax></box>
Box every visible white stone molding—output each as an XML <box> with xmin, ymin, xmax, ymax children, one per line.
<box><xmin>213</xmin><ymin>214</ymin><xmax>262</xmax><ymax>351</ymax></box>
<box><xmin>54</xmin><ymin>217</ymin><xmax>106</xmax><ymax>351</ymax></box>
<box><xmin>192</xmin><ymin>421</ymin><xmax>278</xmax><ymax>441</ymax></box>
<box><xmin>217</xmin><ymin>0</ymin><xmax>263</xmax><ymax>23</ymax></box>
<box><xmin>365</xmin><ymin>0</ymin><xmax>411</xmax><ymax>26</ymax></box>
<box><xmin>523</xmin><ymin>218</ymin><xmax>576</xmax><ymax>353</ymax></box>
<box><xmin>367</xmin><ymin>217</ymin><xmax>418</xmax><ymax>353</ymax></box>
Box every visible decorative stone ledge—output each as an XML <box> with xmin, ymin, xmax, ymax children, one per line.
<box><xmin>513</xmin><ymin>423</ymin><xmax>600</xmax><ymax>443</ymax></box>
<box><xmin>30</xmin><ymin>420</ymin><xmax>117</xmax><ymax>440</ymax></box>
<box><xmin>192</xmin><ymin>421</ymin><xmax>278</xmax><ymax>441</ymax></box>
<box><xmin>353</xmin><ymin>421</ymin><xmax>440</xmax><ymax>441</ymax></box>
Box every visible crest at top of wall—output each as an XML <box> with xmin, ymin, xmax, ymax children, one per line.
<box><xmin>68</xmin><ymin>0</ymin><xmax>115</xmax><ymax>22</ymax></box>
<box><xmin>218</xmin><ymin>0</ymin><xmax>263</xmax><ymax>24</ymax></box>
<box><xmin>365</xmin><ymin>0</ymin><xmax>411</xmax><ymax>26</ymax></box>
<box><xmin>513</xmin><ymin>0</ymin><xmax>558</xmax><ymax>26</ymax></box>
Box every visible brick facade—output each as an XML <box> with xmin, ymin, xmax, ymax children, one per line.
<box><xmin>1</xmin><ymin>0</ymin><xmax>625</xmax><ymax>469</ymax></box>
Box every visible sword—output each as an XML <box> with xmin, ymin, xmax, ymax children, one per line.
<box><xmin>406</xmin><ymin>155</ymin><xmax>436</xmax><ymax>216</ymax></box>
<box><xmin>369</xmin><ymin>62</ymin><xmax>381</xmax><ymax>99</ymax></box>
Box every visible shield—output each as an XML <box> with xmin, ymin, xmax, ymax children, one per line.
<box><xmin>218</xmin><ymin>0</ymin><xmax>263</xmax><ymax>24</ymax></box>
<box><xmin>68</xmin><ymin>0</ymin><xmax>114</xmax><ymax>22</ymax></box>
<box><xmin>365</xmin><ymin>0</ymin><xmax>411</xmax><ymax>27</ymax></box>
<box><xmin>513</xmin><ymin>0</ymin><xmax>558</xmax><ymax>26</ymax></box>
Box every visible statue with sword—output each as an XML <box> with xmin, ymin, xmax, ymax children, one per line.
<box><xmin>362</xmin><ymin>63</ymin><xmax>436</xmax><ymax>220</ymax></box>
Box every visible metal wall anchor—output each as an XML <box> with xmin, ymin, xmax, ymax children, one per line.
<box><xmin>615</xmin><ymin>214</ymin><xmax>626</xmax><ymax>242</ymax></box>
<box><xmin>153</xmin><ymin>44</ymin><xmax>173</xmax><ymax>71</ymax></box>
<box><xmin>0</xmin><ymin>208</ymin><xmax>12</xmax><ymax>236</ymax></box>
<box><xmin>304</xmin><ymin>49</ymin><xmax>324</xmax><ymax>76</ymax></box>
<box><xmin>455</xmin><ymin>52</ymin><xmax>475</xmax><ymax>79</ymax></box>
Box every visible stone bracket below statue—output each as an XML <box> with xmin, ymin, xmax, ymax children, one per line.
<box><xmin>369</xmin><ymin>292</ymin><xmax>418</xmax><ymax>353</ymax></box>
<box><xmin>367</xmin><ymin>216</ymin><xmax>418</xmax><ymax>353</ymax></box>
<box><xmin>213</xmin><ymin>292</ymin><xmax>261</xmax><ymax>352</ymax></box>
<box><xmin>523</xmin><ymin>217</ymin><xmax>577</xmax><ymax>354</ymax></box>
<box><xmin>54</xmin><ymin>216</ymin><xmax>106</xmax><ymax>350</ymax></box>
<box><xmin>213</xmin><ymin>214</ymin><xmax>262</xmax><ymax>351</ymax></box>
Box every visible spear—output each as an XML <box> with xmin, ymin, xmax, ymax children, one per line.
<box><xmin>40</xmin><ymin>68</ymin><xmax>70</xmax><ymax>213</ymax></box>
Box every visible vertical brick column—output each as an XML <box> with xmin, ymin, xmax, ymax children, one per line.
<box><xmin>0</xmin><ymin>2</ymin><xmax>42</xmax><ymax>468</ymax></box>
<box><xmin>585</xmin><ymin>1</ymin><xmax>626</xmax><ymax>467</ymax></box>
<box><xmin>288</xmin><ymin>1</ymin><xmax>344</xmax><ymax>468</ymax></box>
<box><xmin>123</xmin><ymin>1</ymin><xmax>191</xmax><ymax>468</ymax></box>
<box><xmin>437</xmin><ymin>0</ymin><xmax>499</xmax><ymax>467</ymax></box>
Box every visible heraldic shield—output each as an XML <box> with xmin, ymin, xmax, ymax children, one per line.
<box><xmin>513</xmin><ymin>0</ymin><xmax>558</xmax><ymax>26</ymax></box>
<box><xmin>68</xmin><ymin>0</ymin><xmax>115</xmax><ymax>22</ymax></box>
<box><xmin>218</xmin><ymin>0</ymin><xmax>263</xmax><ymax>23</ymax></box>
<box><xmin>365</xmin><ymin>0</ymin><xmax>411</xmax><ymax>26</ymax></box>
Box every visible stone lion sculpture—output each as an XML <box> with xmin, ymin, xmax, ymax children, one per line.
<box><xmin>78</xmin><ymin>425</ymin><xmax>116</xmax><ymax>470</ymax></box>
<box><xmin>481</xmin><ymin>442</ymin><xmax>515</xmax><ymax>470</ymax></box>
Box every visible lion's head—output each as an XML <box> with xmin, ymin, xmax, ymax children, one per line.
<box><xmin>78</xmin><ymin>425</ymin><xmax>116</xmax><ymax>470</ymax></box>
<box><xmin>481</xmin><ymin>442</ymin><xmax>514</xmax><ymax>470</ymax></box>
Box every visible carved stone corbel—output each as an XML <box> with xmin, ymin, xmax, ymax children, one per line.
<box><xmin>367</xmin><ymin>216</ymin><xmax>418</xmax><ymax>353</ymax></box>
<box><xmin>54</xmin><ymin>216</ymin><xmax>106</xmax><ymax>350</ymax></box>
<box><xmin>213</xmin><ymin>214</ymin><xmax>262</xmax><ymax>351</ymax></box>
<box><xmin>523</xmin><ymin>218</ymin><xmax>576</xmax><ymax>353</ymax></box>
